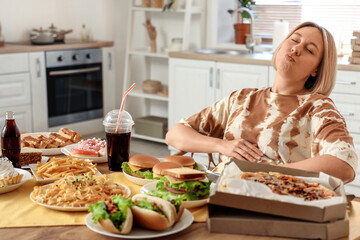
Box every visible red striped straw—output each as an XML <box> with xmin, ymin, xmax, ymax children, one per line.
<box><xmin>115</xmin><ymin>83</ymin><xmax>136</xmax><ymax>133</ymax></box>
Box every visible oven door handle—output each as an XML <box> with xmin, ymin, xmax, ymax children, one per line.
<box><xmin>49</xmin><ymin>66</ymin><xmax>101</xmax><ymax>76</ymax></box>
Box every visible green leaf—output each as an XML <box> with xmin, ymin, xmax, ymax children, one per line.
<box><xmin>134</xmin><ymin>198</ymin><xmax>164</xmax><ymax>216</ymax></box>
<box><xmin>88</xmin><ymin>195</ymin><xmax>132</xmax><ymax>230</ymax></box>
<box><xmin>121</xmin><ymin>162</ymin><xmax>154</xmax><ymax>179</ymax></box>
<box><xmin>113</xmin><ymin>195</ymin><xmax>132</xmax><ymax>212</ymax></box>
<box><xmin>88</xmin><ymin>201</ymin><xmax>110</xmax><ymax>224</ymax></box>
<box><xmin>149</xmin><ymin>177</ymin><xmax>212</xmax><ymax>201</ymax></box>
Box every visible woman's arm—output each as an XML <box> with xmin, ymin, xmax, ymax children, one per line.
<box><xmin>166</xmin><ymin>123</ymin><xmax>222</xmax><ymax>153</ymax></box>
<box><xmin>283</xmin><ymin>154</ymin><xmax>355</xmax><ymax>183</ymax></box>
<box><xmin>166</xmin><ymin>123</ymin><xmax>263</xmax><ymax>162</ymax></box>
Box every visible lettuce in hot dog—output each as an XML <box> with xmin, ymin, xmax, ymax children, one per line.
<box><xmin>88</xmin><ymin>195</ymin><xmax>133</xmax><ymax>234</ymax></box>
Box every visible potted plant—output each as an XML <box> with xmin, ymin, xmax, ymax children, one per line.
<box><xmin>163</xmin><ymin>0</ymin><xmax>175</xmax><ymax>11</ymax></box>
<box><xmin>162</xmin><ymin>0</ymin><xmax>185</xmax><ymax>11</ymax></box>
<box><xmin>233</xmin><ymin>0</ymin><xmax>256</xmax><ymax>44</ymax></box>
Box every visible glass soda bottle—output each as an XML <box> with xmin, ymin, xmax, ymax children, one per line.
<box><xmin>1</xmin><ymin>111</ymin><xmax>21</xmax><ymax>168</ymax></box>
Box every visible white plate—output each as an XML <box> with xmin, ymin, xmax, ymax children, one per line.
<box><xmin>123</xmin><ymin>161</ymin><xmax>207</xmax><ymax>186</ymax></box>
<box><xmin>123</xmin><ymin>171</ymin><xmax>159</xmax><ymax>186</ymax></box>
<box><xmin>140</xmin><ymin>181</ymin><xmax>214</xmax><ymax>209</ymax></box>
<box><xmin>21</xmin><ymin>132</ymin><xmax>63</xmax><ymax>155</ymax></box>
<box><xmin>0</xmin><ymin>169</ymin><xmax>33</xmax><ymax>194</ymax></box>
<box><xmin>21</xmin><ymin>156</ymin><xmax>49</xmax><ymax>169</ymax></box>
<box><xmin>85</xmin><ymin>208</ymin><xmax>194</xmax><ymax>239</ymax></box>
<box><xmin>196</xmin><ymin>162</ymin><xmax>206</xmax><ymax>171</ymax></box>
<box><xmin>30</xmin><ymin>183</ymin><xmax>131</xmax><ymax>211</ymax></box>
<box><xmin>29</xmin><ymin>162</ymin><xmax>102</xmax><ymax>184</ymax></box>
<box><xmin>61</xmin><ymin>143</ymin><xmax>107</xmax><ymax>163</ymax></box>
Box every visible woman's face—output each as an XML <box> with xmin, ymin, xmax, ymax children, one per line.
<box><xmin>275</xmin><ymin>26</ymin><xmax>324</xmax><ymax>83</ymax></box>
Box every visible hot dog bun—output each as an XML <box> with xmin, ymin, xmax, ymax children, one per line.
<box><xmin>131</xmin><ymin>194</ymin><xmax>176</xmax><ymax>231</ymax></box>
<box><xmin>99</xmin><ymin>208</ymin><xmax>133</xmax><ymax>234</ymax></box>
<box><xmin>175</xmin><ymin>204</ymin><xmax>184</xmax><ymax>223</ymax></box>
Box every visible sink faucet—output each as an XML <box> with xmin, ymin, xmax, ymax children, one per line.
<box><xmin>232</xmin><ymin>7</ymin><xmax>256</xmax><ymax>54</ymax></box>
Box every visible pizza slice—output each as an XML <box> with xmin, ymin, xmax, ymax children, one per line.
<box><xmin>222</xmin><ymin>171</ymin><xmax>336</xmax><ymax>201</ymax></box>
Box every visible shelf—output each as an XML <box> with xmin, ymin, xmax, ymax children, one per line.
<box><xmin>131</xmin><ymin>133</ymin><xmax>166</xmax><ymax>144</ymax></box>
<box><xmin>124</xmin><ymin>0</ymin><xmax>205</xmax><ymax>144</ymax></box>
<box><xmin>131</xmin><ymin>6</ymin><xmax>202</xmax><ymax>14</ymax></box>
<box><xmin>128</xmin><ymin>89</ymin><xmax>168</xmax><ymax>101</ymax></box>
<box><xmin>129</xmin><ymin>49</ymin><xmax>169</xmax><ymax>58</ymax></box>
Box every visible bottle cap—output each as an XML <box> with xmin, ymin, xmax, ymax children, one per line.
<box><xmin>5</xmin><ymin>111</ymin><xmax>14</xmax><ymax>119</ymax></box>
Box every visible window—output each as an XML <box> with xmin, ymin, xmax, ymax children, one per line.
<box><xmin>253</xmin><ymin>0</ymin><xmax>360</xmax><ymax>52</ymax></box>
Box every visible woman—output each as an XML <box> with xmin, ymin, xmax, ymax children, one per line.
<box><xmin>166</xmin><ymin>22</ymin><xmax>357</xmax><ymax>183</ymax></box>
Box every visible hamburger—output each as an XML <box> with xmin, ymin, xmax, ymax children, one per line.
<box><xmin>131</xmin><ymin>194</ymin><xmax>177</xmax><ymax>231</ymax></box>
<box><xmin>121</xmin><ymin>154</ymin><xmax>160</xmax><ymax>179</ymax></box>
<box><xmin>163</xmin><ymin>155</ymin><xmax>199</xmax><ymax>170</ymax></box>
<box><xmin>148</xmin><ymin>168</ymin><xmax>212</xmax><ymax>202</ymax></box>
<box><xmin>152</xmin><ymin>161</ymin><xmax>183</xmax><ymax>178</ymax></box>
<box><xmin>88</xmin><ymin>195</ymin><xmax>133</xmax><ymax>234</ymax></box>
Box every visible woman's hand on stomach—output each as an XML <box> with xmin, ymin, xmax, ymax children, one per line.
<box><xmin>219</xmin><ymin>139</ymin><xmax>264</xmax><ymax>162</ymax></box>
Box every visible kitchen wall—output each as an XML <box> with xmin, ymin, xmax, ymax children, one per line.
<box><xmin>0</xmin><ymin>0</ymin><xmax>129</xmax><ymax>106</ymax></box>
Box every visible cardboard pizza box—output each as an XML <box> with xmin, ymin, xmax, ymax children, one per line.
<box><xmin>207</xmin><ymin>204</ymin><xmax>349</xmax><ymax>240</ymax></box>
<box><xmin>209</xmin><ymin>159</ymin><xmax>347</xmax><ymax>223</ymax></box>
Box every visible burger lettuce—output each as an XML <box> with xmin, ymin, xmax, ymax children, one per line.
<box><xmin>88</xmin><ymin>195</ymin><xmax>132</xmax><ymax>230</ymax></box>
<box><xmin>148</xmin><ymin>177</ymin><xmax>212</xmax><ymax>201</ymax></box>
<box><xmin>194</xmin><ymin>162</ymin><xmax>199</xmax><ymax>170</ymax></box>
<box><xmin>121</xmin><ymin>162</ymin><xmax>154</xmax><ymax>179</ymax></box>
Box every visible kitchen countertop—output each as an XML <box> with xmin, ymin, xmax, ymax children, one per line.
<box><xmin>169</xmin><ymin>51</ymin><xmax>360</xmax><ymax>71</ymax></box>
<box><xmin>0</xmin><ymin>40</ymin><xmax>114</xmax><ymax>54</ymax></box>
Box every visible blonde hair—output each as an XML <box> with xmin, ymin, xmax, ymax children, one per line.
<box><xmin>272</xmin><ymin>22</ymin><xmax>337</xmax><ymax>96</ymax></box>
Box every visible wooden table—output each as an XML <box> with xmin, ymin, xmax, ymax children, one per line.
<box><xmin>1</xmin><ymin>161</ymin><xmax>360</xmax><ymax>240</ymax></box>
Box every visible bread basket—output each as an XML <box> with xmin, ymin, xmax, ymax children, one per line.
<box><xmin>142</xmin><ymin>80</ymin><xmax>162</xmax><ymax>94</ymax></box>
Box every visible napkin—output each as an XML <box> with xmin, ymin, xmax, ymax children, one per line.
<box><xmin>0</xmin><ymin>173</ymin><xmax>207</xmax><ymax>228</ymax></box>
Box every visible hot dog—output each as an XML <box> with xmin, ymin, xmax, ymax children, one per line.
<box><xmin>131</xmin><ymin>194</ymin><xmax>177</xmax><ymax>231</ymax></box>
<box><xmin>88</xmin><ymin>195</ymin><xmax>133</xmax><ymax>234</ymax></box>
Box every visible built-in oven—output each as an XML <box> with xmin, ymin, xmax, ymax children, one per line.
<box><xmin>45</xmin><ymin>48</ymin><xmax>103</xmax><ymax>127</ymax></box>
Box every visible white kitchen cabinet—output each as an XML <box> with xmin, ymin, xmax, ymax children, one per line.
<box><xmin>29</xmin><ymin>52</ymin><xmax>47</xmax><ymax>132</ymax></box>
<box><xmin>0</xmin><ymin>73</ymin><xmax>31</xmax><ymax>108</ymax></box>
<box><xmin>0</xmin><ymin>53</ymin><xmax>32</xmax><ymax>132</ymax></box>
<box><xmin>168</xmin><ymin>57</ymin><xmax>269</xmax><ymax>165</ymax></box>
<box><xmin>102</xmin><ymin>47</ymin><xmax>116</xmax><ymax>115</ymax></box>
<box><xmin>169</xmin><ymin>58</ymin><xmax>269</xmax><ymax>129</ymax></box>
<box><xmin>216</xmin><ymin>62</ymin><xmax>269</xmax><ymax>101</ymax></box>
<box><xmin>0</xmin><ymin>105</ymin><xmax>32</xmax><ymax>131</ymax></box>
<box><xmin>169</xmin><ymin>59</ymin><xmax>215</xmax><ymax>129</ymax></box>
<box><xmin>0</xmin><ymin>53</ymin><xmax>29</xmax><ymax>74</ymax></box>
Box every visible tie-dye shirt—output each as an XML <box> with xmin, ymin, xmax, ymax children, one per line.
<box><xmin>180</xmin><ymin>87</ymin><xmax>358</xmax><ymax>171</ymax></box>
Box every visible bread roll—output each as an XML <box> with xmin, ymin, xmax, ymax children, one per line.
<box><xmin>99</xmin><ymin>208</ymin><xmax>133</xmax><ymax>234</ymax></box>
<box><xmin>131</xmin><ymin>194</ymin><xmax>176</xmax><ymax>231</ymax></box>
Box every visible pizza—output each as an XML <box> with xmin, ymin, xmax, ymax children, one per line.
<box><xmin>224</xmin><ymin>172</ymin><xmax>336</xmax><ymax>201</ymax></box>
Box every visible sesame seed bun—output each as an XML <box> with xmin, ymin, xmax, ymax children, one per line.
<box><xmin>129</xmin><ymin>154</ymin><xmax>160</xmax><ymax>168</ymax></box>
<box><xmin>152</xmin><ymin>162</ymin><xmax>182</xmax><ymax>178</ymax></box>
<box><xmin>163</xmin><ymin>156</ymin><xmax>195</xmax><ymax>168</ymax></box>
